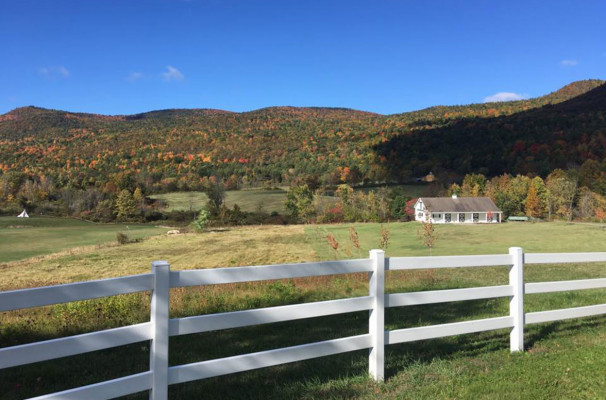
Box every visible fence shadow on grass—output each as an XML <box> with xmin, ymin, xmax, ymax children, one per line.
<box><xmin>3</xmin><ymin>291</ymin><xmax>606</xmax><ymax>399</ymax></box>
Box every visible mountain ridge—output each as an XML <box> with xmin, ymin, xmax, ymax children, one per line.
<box><xmin>0</xmin><ymin>79</ymin><xmax>605</xmax><ymax>192</ymax></box>
<box><xmin>3</xmin><ymin>79</ymin><xmax>603</xmax><ymax>120</ymax></box>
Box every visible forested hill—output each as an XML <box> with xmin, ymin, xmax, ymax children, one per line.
<box><xmin>376</xmin><ymin>80</ymin><xmax>606</xmax><ymax>180</ymax></box>
<box><xmin>0</xmin><ymin>79</ymin><xmax>604</xmax><ymax>191</ymax></box>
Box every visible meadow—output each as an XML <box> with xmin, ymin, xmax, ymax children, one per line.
<box><xmin>0</xmin><ymin>217</ymin><xmax>167</xmax><ymax>263</ymax></box>
<box><xmin>1</xmin><ymin>222</ymin><xmax>606</xmax><ymax>399</ymax></box>
<box><xmin>149</xmin><ymin>188</ymin><xmax>290</xmax><ymax>213</ymax></box>
<box><xmin>148</xmin><ymin>184</ymin><xmax>427</xmax><ymax>215</ymax></box>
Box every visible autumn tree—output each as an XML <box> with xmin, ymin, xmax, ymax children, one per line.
<box><xmin>524</xmin><ymin>177</ymin><xmax>547</xmax><ymax>218</ymax></box>
<box><xmin>529</xmin><ymin>176</ymin><xmax>547</xmax><ymax>216</ymax></box>
<box><xmin>546</xmin><ymin>170</ymin><xmax>577</xmax><ymax>220</ymax></box>
<box><xmin>509</xmin><ymin>175</ymin><xmax>531</xmax><ymax>215</ymax></box>
<box><xmin>285</xmin><ymin>184</ymin><xmax>315</xmax><ymax>223</ymax></box>
<box><xmin>576</xmin><ymin>187</ymin><xmax>596</xmax><ymax>219</ymax></box>
<box><xmin>417</xmin><ymin>218</ymin><xmax>438</xmax><ymax>255</ymax></box>
<box><xmin>461</xmin><ymin>173</ymin><xmax>487</xmax><ymax>197</ymax></box>
<box><xmin>133</xmin><ymin>187</ymin><xmax>145</xmax><ymax>213</ymax></box>
<box><xmin>525</xmin><ymin>185</ymin><xmax>541</xmax><ymax>218</ymax></box>
<box><xmin>578</xmin><ymin>159</ymin><xmax>601</xmax><ymax>191</ymax></box>
<box><xmin>448</xmin><ymin>183</ymin><xmax>461</xmax><ymax>197</ymax></box>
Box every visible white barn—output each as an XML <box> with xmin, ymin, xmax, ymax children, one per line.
<box><xmin>414</xmin><ymin>195</ymin><xmax>502</xmax><ymax>224</ymax></box>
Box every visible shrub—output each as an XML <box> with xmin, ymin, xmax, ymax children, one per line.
<box><xmin>318</xmin><ymin>204</ymin><xmax>345</xmax><ymax>223</ymax></box>
<box><xmin>192</xmin><ymin>209</ymin><xmax>210</xmax><ymax>232</ymax></box>
<box><xmin>116</xmin><ymin>232</ymin><xmax>130</xmax><ymax>245</ymax></box>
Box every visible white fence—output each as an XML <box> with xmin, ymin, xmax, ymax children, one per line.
<box><xmin>2</xmin><ymin>248</ymin><xmax>606</xmax><ymax>399</ymax></box>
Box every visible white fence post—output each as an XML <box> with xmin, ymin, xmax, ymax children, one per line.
<box><xmin>369</xmin><ymin>249</ymin><xmax>385</xmax><ymax>381</ymax></box>
<box><xmin>150</xmin><ymin>261</ymin><xmax>170</xmax><ymax>400</ymax></box>
<box><xmin>509</xmin><ymin>247</ymin><xmax>524</xmax><ymax>352</ymax></box>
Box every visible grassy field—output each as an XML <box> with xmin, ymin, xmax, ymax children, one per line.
<box><xmin>0</xmin><ymin>216</ymin><xmax>167</xmax><ymax>263</ymax></box>
<box><xmin>150</xmin><ymin>188</ymin><xmax>290</xmax><ymax>213</ymax></box>
<box><xmin>1</xmin><ymin>222</ymin><xmax>606</xmax><ymax>399</ymax></box>
<box><xmin>0</xmin><ymin>225</ymin><xmax>313</xmax><ymax>289</ymax></box>
<box><xmin>308</xmin><ymin>221</ymin><xmax>606</xmax><ymax>258</ymax></box>
<box><xmin>149</xmin><ymin>184</ymin><xmax>428</xmax><ymax>215</ymax></box>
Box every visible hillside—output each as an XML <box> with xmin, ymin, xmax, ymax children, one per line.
<box><xmin>377</xmin><ymin>80</ymin><xmax>606</xmax><ymax>178</ymax></box>
<box><xmin>0</xmin><ymin>79</ymin><xmax>604</xmax><ymax>191</ymax></box>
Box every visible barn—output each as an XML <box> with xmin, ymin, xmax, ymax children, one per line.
<box><xmin>414</xmin><ymin>195</ymin><xmax>502</xmax><ymax>224</ymax></box>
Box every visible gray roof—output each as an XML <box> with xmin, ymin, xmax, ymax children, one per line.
<box><xmin>419</xmin><ymin>197</ymin><xmax>501</xmax><ymax>213</ymax></box>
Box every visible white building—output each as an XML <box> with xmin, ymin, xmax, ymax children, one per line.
<box><xmin>414</xmin><ymin>195</ymin><xmax>502</xmax><ymax>224</ymax></box>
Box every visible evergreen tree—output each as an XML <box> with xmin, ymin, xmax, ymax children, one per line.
<box><xmin>116</xmin><ymin>189</ymin><xmax>137</xmax><ymax>220</ymax></box>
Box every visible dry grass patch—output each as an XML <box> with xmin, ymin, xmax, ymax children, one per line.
<box><xmin>0</xmin><ymin>225</ymin><xmax>316</xmax><ymax>290</ymax></box>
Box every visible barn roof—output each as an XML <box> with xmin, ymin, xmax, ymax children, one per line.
<box><xmin>419</xmin><ymin>197</ymin><xmax>501</xmax><ymax>213</ymax></box>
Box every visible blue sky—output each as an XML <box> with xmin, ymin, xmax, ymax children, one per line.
<box><xmin>1</xmin><ymin>0</ymin><xmax>605</xmax><ymax>115</ymax></box>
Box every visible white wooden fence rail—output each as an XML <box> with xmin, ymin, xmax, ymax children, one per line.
<box><xmin>1</xmin><ymin>248</ymin><xmax>606</xmax><ymax>400</ymax></box>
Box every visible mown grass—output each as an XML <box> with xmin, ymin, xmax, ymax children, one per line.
<box><xmin>307</xmin><ymin>221</ymin><xmax>606</xmax><ymax>259</ymax></box>
<box><xmin>149</xmin><ymin>184</ymin><xmax>427</xmax><ymax>215</ymax></box>
<box><xmin>150</xmin><ymin>188</ymin><xmax>290</xmax><ymax>213</ymax></box>
<box><xmin>1</xmin><ymin>222</ymin><xmax>606</xmax><ymax>399</ymax></box>
<box><xmin>0</xmin><ymin>217</ymin><xmax>167</xmax><ymax>263</ymax></box>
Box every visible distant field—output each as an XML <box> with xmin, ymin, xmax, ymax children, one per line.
<box><xmin>0</xmin><ymin>216</ymin><xmax>167</xmax><ymax>263</ymax></box>
<box><xmin>357</xmin><ymin>183</ymin><xmax>429</xmax><ymax>198</ymax></box>
<box><xmin>150</xmin><ymin>188</ymin><xmax>289</xmax><ymax>213</ymax></box>
<box><xmin>149</xmin><ymin>185</ymin><xmax>426</xmax><ymax>215</ymax></box>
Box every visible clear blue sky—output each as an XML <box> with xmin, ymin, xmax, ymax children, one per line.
<box><xmin>2</xmin><ymin>0</ymin><xmax>605</xmax><ymax>115</ymax></box>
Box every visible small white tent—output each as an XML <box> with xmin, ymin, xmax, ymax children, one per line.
<box><xmin>17</xmin><ymin>210</ymin><xmax>29</xmax><ymax>218</ymax></box>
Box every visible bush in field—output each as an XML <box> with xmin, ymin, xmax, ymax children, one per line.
<box><xmin>116</xmin><ymin>232</ymin><xmax>130</xmax><ymax>245</ymax></box>
<box><xmin>317</xmin><ymin>204</ymin><xmax>344</xmax><ymax>223</ymax></box>
<box><xmin>192</xmin><ymin>209</ymin><xmax>210</xmax><ymax>232</ymax></box>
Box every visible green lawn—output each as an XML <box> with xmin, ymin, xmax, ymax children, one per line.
<box><xmin>306</xmin><ymin>221</ymin><xmax>606</xmax><ymax>259</ymax></box>
<box><xmin>2</xmin><ymin>222</ymin><xmax>606</xmax><ymax>399</ymax></box>
<box><xmin>150</xmin><ymin>188</ymin><xmax>289</xmax><ymax>213</ymax></box>
<box><xmin>150</xmin><ymin>185</ymin><xmax>426</xmax><ymax>215</ymax></box>
<box><xmin>0</xmin><ymin>216</ymin><xmax>167</xmax><ymax>263</ymax></box>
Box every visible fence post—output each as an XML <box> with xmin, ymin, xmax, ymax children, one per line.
<box><xmin>509</xmin><ymin>247</ymin><xmax>524</xmax><ymax>352</ymax></box>
<box><xmin>150</xmin><ymin>261</ymin><xmax>170</xmax><ymax>400</ymax></box>
<box><xmin>369</xmin><ymin>249</ymin><xmax>385</xmax><ymax>381</ymax></box>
